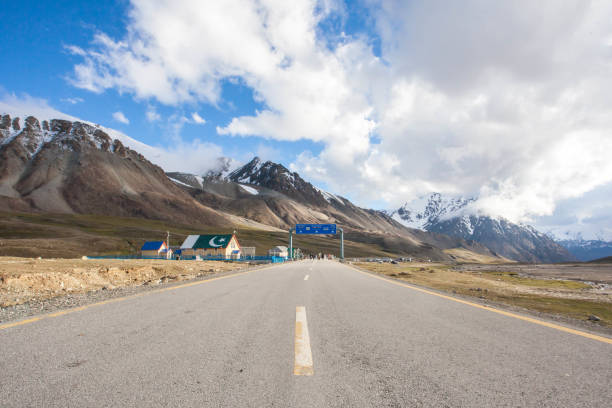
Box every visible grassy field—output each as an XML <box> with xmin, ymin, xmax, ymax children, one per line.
<box><xmin>355</xmin><ymin>262</ymin><xmax>612</xmax><ymax>328</ymax></box>
<box><xmin>443</xmin><ymin>248</ymin><xmax>512</xmax><ymax>264</ymax></box>
<box><xmin>0</xmin><ymin>212</ymin><xmax>398</xmax><ymax>258</ymax></box>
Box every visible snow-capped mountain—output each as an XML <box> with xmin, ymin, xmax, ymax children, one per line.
<box><xmin>226</xmin><ymin>157</ymin><xmax>331</xmax><ymax>207</ymax></box>
<box><xmin>0</xmin><ymin>110</ymin><xmax>164</xmax><ymax>164</ymax></box>
<box><xmin>0</xmin><ymin>113</ymin><xmax>234</xmax><ymax>226</ymax></box>
<box><xmin>388</xmin><ymin>193</ymin><xmax>475</xmax><ymax>230</ymax></box>
<box><xmin>0</xmin><ymin>114</ymin><xmax>147</xmax><ymax>161</ymax></box>
<box><xmin>555</xmin><ymin>239</ymin><xmax>612</xmax><ymax>262</ymax></box>
<box><xmin>388</xmin><ymin>193</ymin><xmax>575</xmax><ymax>263</ymax></box>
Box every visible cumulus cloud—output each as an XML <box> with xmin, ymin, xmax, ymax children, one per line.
<box><xmin>366</xmin><ymin>0</ymin><xmax>612</xmax><ymax>222</ymax></box>
<box><xmin>67</xmin><ymin>0</ymin><xmax>612</xmax><ymax>237</ymax></box>
<box><xmin>152</xmin><ymin>139</ymin><xmax>225</xmax><ymax>174</ymax></box>
<box><xmin>112</xmin><ymin>111</ymin><xmax>130</xmax><ymax>124</ymax></box>
<box><xmin>191</xmin><ymin>112</ymin><xmax>206</xmax><ymax>124</ymax></box>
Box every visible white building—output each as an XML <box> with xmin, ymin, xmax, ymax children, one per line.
<box><xmin>268</xmin><ymin>245</ymin><xmax>288</xmax><ymax>258</ymax></box>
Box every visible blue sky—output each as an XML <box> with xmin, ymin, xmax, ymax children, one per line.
<box><xmin>0</xmin><ymin>0</ymin><xmax>370</xmax><ymax>169</ymax></box>
<box><xmin>2</xmin><ymin>1</ymin><xmax>612</xmax><ymax>239</ymax></box>
<box><xmin>0</xmin><ymin>1</ymin><xmax>311</xmax><ymax>171</ymax></box>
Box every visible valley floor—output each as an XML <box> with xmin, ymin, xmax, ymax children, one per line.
<box><xmin>355</xmin><ymin>261</ymin><xmax>612</xmax><ymax>334</ymax></box>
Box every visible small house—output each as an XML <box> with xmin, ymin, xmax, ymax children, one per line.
<box><xmin>141</xmin><ymin>241</ymin><xmax>168</xmax><ymax>258</ymax></box>
<box><xmin>268</xmin><ymin>245</ymin><xmax>288</xmax><ymax>258</ymax></box>
<box><xmin>180</xmin><ymin>234</ymin><xmax>241</xmax><ymax>259</ymax></box>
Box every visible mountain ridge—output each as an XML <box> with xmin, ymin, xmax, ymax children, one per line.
<box><xmin>556</xmin><ymin>238</ymin><xmax>612</xmax><ymax>262</ymax></box>
<box><xmin>0</xmin><ymin>113</ymin><xmax>278</xmax><ymax>230</ymax></box>
<box><xmin>0</xmin><ymin>112</ymin><xmax>543</xmax><ymax>262</ymax></box>
<box><xmin>167</xmin><ymin>157</ymin><xmax>500</xmax><ymax>261</ymax></box>
<box><xmin>388</xmin><ymin>193</ymin><xmax>575</xmax><ymax>263</ymax></box>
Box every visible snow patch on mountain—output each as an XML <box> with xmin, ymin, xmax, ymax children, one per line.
<box><xmin>386</xmin><ymin>193</ymin><xmax>575</xmax><ymax>262</ymax></box>
<box><xmin>388</xmin><ymin>193</ymin><xmax>478</xmax><ymax>231</ymax></box>
<box><xmin>239</xmin><ymin>184</ymin><xmax>259</xmax><ymax>195</ymax></box>
<box><xmin>1</xmin><ymin>111</ymin><xmax>168</xmax><ymax>171</ymax></box>
<box><xmin>555</xmin><ymin>238</ymin><xmax>612</xmax><ymax>261</ymax></box>
<box><xmin>168</xmin><ymin>176</ymin><xmax>194</xmax><ymax>188</ymax></box>
<box><xmin>314</xmin><ymin>186</ymin><xmax>345</xmax><ymax>205</ymax></box>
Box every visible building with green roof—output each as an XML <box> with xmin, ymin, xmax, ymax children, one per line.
<box><xmin>180</xmin><ymin>234</ymin><xmax>241</xmax><ymax>259</ymax></box>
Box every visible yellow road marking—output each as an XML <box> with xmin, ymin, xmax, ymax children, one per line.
<box><xmin>349</xmin><ymin>266</ymin><xmax>612</xmax><ymax>345</ymax></box>
<box><xmin>0</xmin><ymin>266</ymin><xmax>274</xmax><ymax>331</ymax></box>
<box><xmin>304</xmin><ymin>275</ymin><xmax>309</xmax><ymax>281</ymax></box>
<box><xmin>294</xmin><ymin>306</ymin><xmax>314</xmax><ymax>375</ymax></box>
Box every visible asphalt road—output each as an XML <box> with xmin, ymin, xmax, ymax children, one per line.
<box><xmin>1</xmin><ymin>260</ymin><xmax>611</xmax><ymax>407</ymax></box>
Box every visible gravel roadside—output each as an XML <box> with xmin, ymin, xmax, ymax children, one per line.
<box><xmin>0</xmin><ymin>262</ymin><xmax>276</xmax><ymax>325</ymax></box>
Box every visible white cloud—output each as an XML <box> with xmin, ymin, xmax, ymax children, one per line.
<box><xmin>191</xmin><ymin>112</ymin><xmax>206</xmax><ymax>124</ymax></box>
<box><xmin>145</xmin><ymin>106</ymin><xmax>161</xmax><ymax>122</ymax></box>
<box><xmin>61</xmin><ymin>97</ymin><xmax>84</xmax><ymax>105</ymax></box>
<box><xmin>153</xmin><ymin>139</ymin><xmax>225</xmax><ymax>174</ymax></box>
<box><xmin>112</xmin><ymin>111</ymin><xmax>130</xmax><ymax>124</ymax></box>
<box><xmin>68</xmin><ymin>0</ymin><xmax>612</xmax><ymax>236</ymax></box>
<box><xmin>0</xmin><ymin>92</ymin><xmax>79</xmax><ymax>121</ymax></box>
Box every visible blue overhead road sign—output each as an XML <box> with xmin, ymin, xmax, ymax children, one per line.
<box><xmin>295</xmin><ymin>224</ymin><xmax>337</xmax><ymax>234</ymax></box>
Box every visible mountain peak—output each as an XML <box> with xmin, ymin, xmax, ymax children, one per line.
<box><xmin>389</xmin><ymin>193</ymin><xmax>475</xmax><ymax>230</ymax></box>
<box><xmin>227</xmin><ymin>156</ymin><xmax>330</xmax><ymax>206</ymax></box>
<box><xmin>388</xmin><ymin>192</ymin><xmax>574</xmax><ymax>262</ymax></box>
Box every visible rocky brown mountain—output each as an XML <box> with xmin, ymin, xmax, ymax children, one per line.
<box><xmin>0</xmin><ymin>114</ymin><xmax>233</xmax><ymax>226</ymax></box>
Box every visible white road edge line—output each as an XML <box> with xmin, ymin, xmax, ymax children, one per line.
<box><xmin>304</xmin><ymin>275</ymin><xmax>309</xmax><ymax>281</ymax></box>
<box><xmin>294</xmin><ymin>306</ymin><xmax>314</xmax><ymax>376</ymax></box>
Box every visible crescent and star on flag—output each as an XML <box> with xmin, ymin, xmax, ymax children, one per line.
<box><xmin>209</xmin><ymin>236</ymin><xmax>228</xmax><ymax>247</ymax></box>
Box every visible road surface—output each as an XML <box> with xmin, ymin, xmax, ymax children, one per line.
<box><xmin>1</xmin><ymin>260</ymin><xmax>611</xmax><ymax>407</ymax></box>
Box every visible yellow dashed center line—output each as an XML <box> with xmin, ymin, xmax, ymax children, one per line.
<box><xmin>294</xmin><ymin>306</ymin><xmax>314</xmax><ymax>375</ymax></box>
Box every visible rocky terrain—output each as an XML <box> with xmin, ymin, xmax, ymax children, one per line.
<box><xmin>0</xmin><ymin>114</ymin><xmax>275</xmax><ymax>230</ymax></box>
<box><xmin>387</xmin><ymin>193</ymin><xmax>575</xmax><ymax>263</ymax></box>
<box><xmin>0</xmin><ymin>257</ymin><xmax>247</xmax><ymax>308</ymax></box>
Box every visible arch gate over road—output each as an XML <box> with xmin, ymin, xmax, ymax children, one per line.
<box><xmin>289</xmin><ymin>223</ymin><xmax>344</xmax><ymax>259</ymax></box>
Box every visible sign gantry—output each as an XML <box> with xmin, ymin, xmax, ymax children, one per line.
<box><xmin>289</xmin><ymin>223</ymin><xmax>344</xmax><ymax>259</ymax></box>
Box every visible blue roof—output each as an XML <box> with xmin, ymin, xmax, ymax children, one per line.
<box><xmin>141</xmin><ymin>241</ymin><xmax>165</xmax><ymax>251</ymax></box>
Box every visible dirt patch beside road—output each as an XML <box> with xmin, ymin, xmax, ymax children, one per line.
<box><xmin>453</xmin><ymin>263</ymin><xmax>612</xmax><ymax>285</ymax></box>
<box><xmin>0</xmin><ymin>257</ymin><xmax>247</xmax><ymax>307</ymax></box>
<box><xmin>355</xmin><ymin>261</ymin><xmax>612</xmax><ymax>332</ymax></box>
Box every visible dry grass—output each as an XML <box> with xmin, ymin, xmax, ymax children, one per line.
<box><xmin>0</xmin><ymin>212</ymin><xmax>398</xmax><ymax>259</ymax></box>
<box><xmin>356</xmin><ymin>262</ymin><xmax>612</xmax><ymax>327</ymax></box>
<box><xmin>0</xmin><ymin>257</ymin><xmax>248</xmax><ymax>307</ymax></box>
<box><xmin>443</xmin><ymin>248</ymin><xmax>512</xmax><ymax>264</ymax></box>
